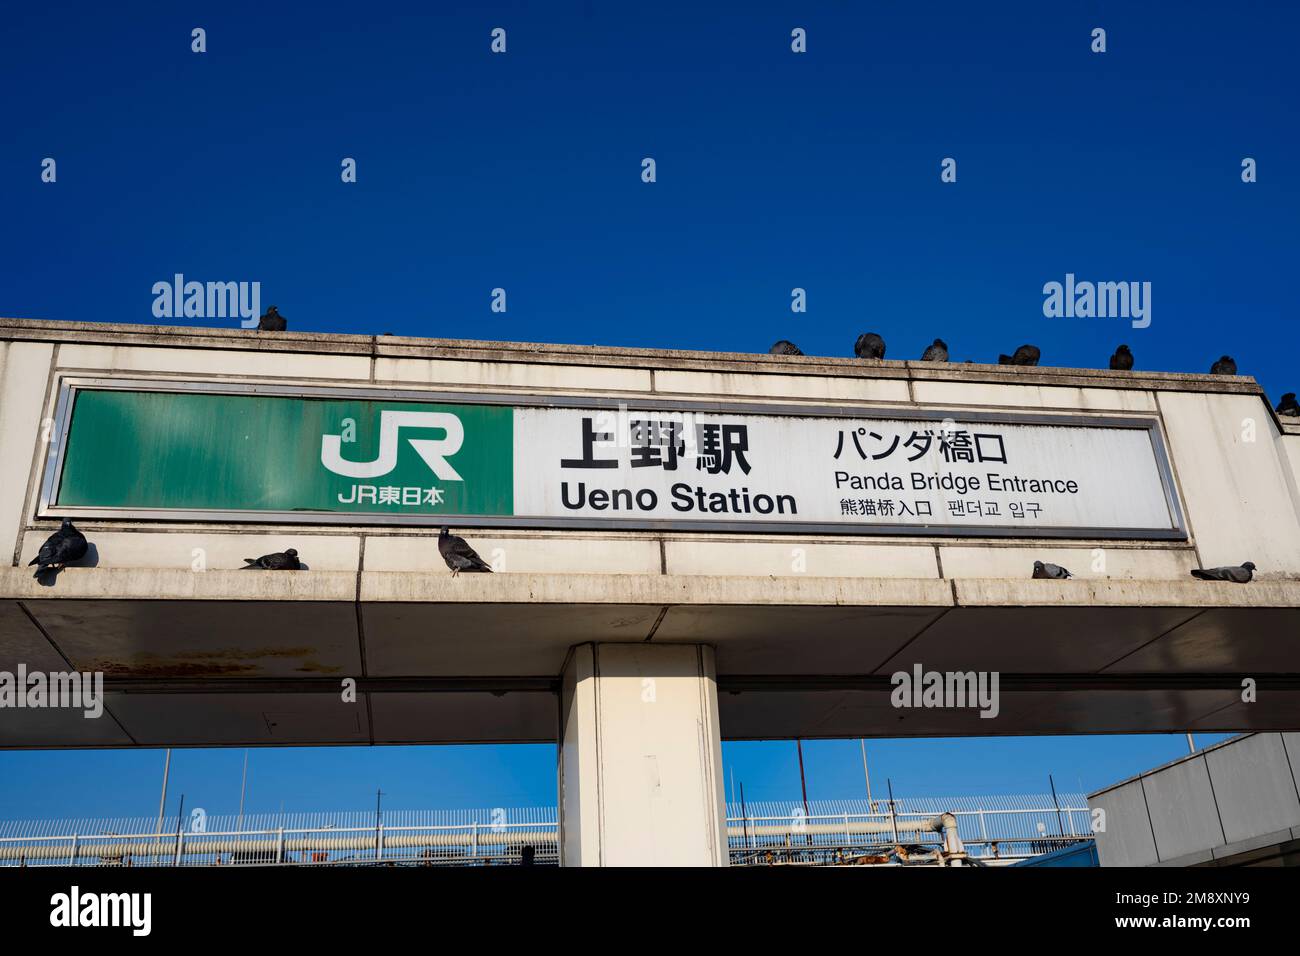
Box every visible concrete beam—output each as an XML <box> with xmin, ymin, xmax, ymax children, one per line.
<box><xmin>0</xmin><ymin>317</ymin><xmax>1269</xmax><ymax>398</ymax></box>
<box><xmin>9</xmin><ymin>567</ymin><xmax>1295</xmax><ymax>610</ymax></box>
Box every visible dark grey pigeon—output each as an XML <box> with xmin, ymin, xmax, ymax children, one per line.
<box><xmin>854</xmin><ymin>332</ymin><xmax>886</xmax><ymax>360</ymax></box>
<box><xmin>1032</xmin><ymin>560</ymin><xmax>1072</xmax><ymax>580</ymax></box>
<box><xmin>241</xmin><ymin>548</ymin><xmax>301</xmax><ymax>570</ymax></box>
<box><xmin>999</xmin><ymin>345</ymin><xmax>1041</xmax><ymax>366</ymax></box>
<box><xmin>920</xmin><ymin>339</ymin><xmax>948</xmax><ymax>362</ymax></box>
<box><xmin>28</xmin><ymin>518</ymin><xmax>88</xmax><ymax>577</ymax></box>
<box><xmin>1109</xmin><ymin>345</ymin><xmax>1134</xmax><ymax>371</ymax></box>
<box><xmin>257</xmin><ymin>306</ymin><xmax>287</xmax><ymax>331</ymax></box>
<box><xmin>1209</xmin><ymin>355</ymin><xmax>1237</xmax><ymax>376</ymax></box>
<box><xmin>1276</xmin><ymin>393</ymin><xmax>1299</xmax><ymax>417</ymax></box>
<box><xmin>1190</xmin><ymin>561</ymin><xmax>1255</xmax><ymax>583</ymax></box>
<box><xmin>439</xmin><ymin>527</ymin><xmax>493</xmax><ymax>576</ymax></box>
<box><xmin>769</xmin><ymin>340</ymin><xmax>803</xmax><ymax>356</ymax></box>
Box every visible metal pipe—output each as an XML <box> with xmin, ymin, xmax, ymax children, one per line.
<box><xmin>154</xmin><ymin>750</ymin><xmax>171</xmax><ymax>835</ymax></box>
<box><xmin>796</xmin><ymin>741</ymin><xmax>810</xmax><ymax>820</ymax></box>
<box><xmin>859</xmin><ymin>739</ymin><xmax>875</xmax><ymax>812</ymax></box>
<box><xmin>887</xmin><ymin>779</ymin><xmax>899</xmax><ymax>844</ymax></box>
<box><xmin>237</xmin><ymin>751</ymin><xmax>248</xmax><ymax>832</ymax></box>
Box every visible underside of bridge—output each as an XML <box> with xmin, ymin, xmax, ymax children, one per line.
<box><xmin>3</xmin><ymin>569</ymin><xmax>1297</xmax><ymax>748</ymax></box>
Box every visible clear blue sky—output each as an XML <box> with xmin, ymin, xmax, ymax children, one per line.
<box><xmin>0</xmin><ymin>2</ymin><xmax>1288</xmax><ymax>819</ymax></box>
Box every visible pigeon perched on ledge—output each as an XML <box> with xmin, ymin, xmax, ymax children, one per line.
<box><xmin>1190</xmin><ymin>562</ymin><xmax>1255</xmax><ymax>583</ymax></box>
<box><xmin>999</xmin><ymin>345</ymin><xmax>1040</xmax><ymax>366</ymax></box>
<box><xmin>29</xmin><ymin>519</ymin><xmax>88</xmax><ymax>577</ymax></box>
<box><xmin>1209</xmin><ymin>355</ymin><xmax>1237</xmax><ymax>376</ymax></box>
<box><xmin>1276</xmin><ymin>393</ymin><xmax>1299</xmax><ymax>417</ymax></box>
<box><xmin>1109</xmin><ymin>345</ymin><xmax>1134</xmax><ymax>371</ymax></box>
<box><xmin>920</xmin><ymin>339</ymin><xmax>948</xmax><ymax>362</ymax></box>
<box><xmin>854</xmin><ymin>332</ymin><xmax>886</xmax><ymax>360</ymax></box>
<box><xmin>1032</xmin><ymin>561</ymin><xmax>1072</xmax><ymax>579</ymax></box>
<box><xmin>242</xmin><ymin>549</ymin><xmax>301</xmax><ymax>570</ymax></box>
<box><xmin>439</xmin><ymin>527</ymin><xmax>493</xmax><ymax>575</ymax></box>
<box><xmin>769</xmin><ymin>340</ymin><xmax>803</xmax><ymax>356</ymax></box>
<box><xmin>257</xmin><ymin>306</ymin><xmax>287</xmax><ymax>331</ymax></box>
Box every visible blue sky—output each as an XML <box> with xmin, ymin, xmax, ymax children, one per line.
<box><xmin>0</xmin><ymin>2</ymin><xmax>1290</xmax><ymax>818</ymax></box>
<box><xmin>0</xmin><ymin>735</ymin><xmax>1233</xmax><ymax>820</ymax></box>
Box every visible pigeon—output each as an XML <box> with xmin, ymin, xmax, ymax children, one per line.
<box><xmin>241</xmin><ymin>549</ymin><xmax>301</xmax><ymax>570</ymax></box>
<box><xmin>999</xmin><ymin>345</ymin><xmax>1040</xmax><ymax>366</ymax></box>
<box><xmin>1190</xmin><ymin>561</ymin><xmax>1255</xmax><ymax>583</ymax></box>
<box><xmin>1109</xmin><ymin>345</ymin><xmax>1134</xmax><ymax>371</ymax></box>
<box><xmin>769</xmin><ymin>340</ymin><xmax>803</xmax><ymax>356</ymax></box>
<box><xmin>1210</xmin><ymin>355</ymin><xmax>1237</xmax><ymax>376</ymax></box>
<box><xmin>920</xmin><ymin>339</ymin><xmax>949</xmax><ymax>362</ymax></box>
<box><xmin>854</xmin><ymin>332</ymin><xmax>886</xmax><ymax>360</ymax></box>
<box><xmin>438</xmin><ymin>527</ymin><xmax>493</xmax><ymax>576</ymax></box>
<box><xmin>257</xmin><ymin>306</ymin><xmax>287</xmax><ymax>331</ymax></box>
<box><xmin>28</xmin><ymin>518</ymin><xmax>88</xmax><ymax>577</ymax></box>
<box><xmin>1276</xmin><ymin>393</ymin><xmax>1299</xmax><ymax>417</ymax></box>
<box><xmin>1032</xmin><ymin>560</ymin><xmax>1072</xmax><ymax>579</ymax></box>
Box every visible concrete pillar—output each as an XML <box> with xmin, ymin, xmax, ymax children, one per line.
<box><xmin>558</xmin><ymin>643</ymin><xmax>728</xmax><ymax>867</ymax></box>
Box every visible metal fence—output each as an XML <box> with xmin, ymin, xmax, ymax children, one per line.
<box><xmin>0</xmin><ymin>795</ymin><xmax>1090</xmax><ymax>867</ymax></box>
<box><xmin>725</xmin><ymin>794</ymin><xmax>1092</xmax><ymax>865</ymax></box>
<box><xmin>0</xmin><ymin>808</ymin><xmax>559</xmax><ymax>867</ymax></box>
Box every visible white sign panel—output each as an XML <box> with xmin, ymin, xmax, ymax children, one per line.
<box><xmin>512</xmin><ymin>406</ymin><xmax>1182</xmax><ymax>538</ymax></box>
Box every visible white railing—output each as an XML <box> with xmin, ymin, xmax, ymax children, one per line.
<box><xmin>0</xmin><ymin>795</ymin><xmax>1091</xmax><ymax>867</ymax></box>
<box><xmin>726</xmin><ymin>794</ymin><xmax>1092</xmax><ymax>863</ymax></box>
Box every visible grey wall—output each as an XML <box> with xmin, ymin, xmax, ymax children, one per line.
<box><xmin>1090</xmin><ymin>733</ymin><xmax>1300</xmax><ymax>866</ymax></box>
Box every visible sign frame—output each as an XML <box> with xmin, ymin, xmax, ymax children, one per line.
<box><xmin>37</xmin><ymin>376</ymin><xmax>1189</xmax><ymax>540</ymax></box>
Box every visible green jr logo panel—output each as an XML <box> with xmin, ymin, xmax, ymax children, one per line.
<box><xmin>56</xmin><ymin>390</ymin><xmax>514</xmax><ymax>516</ymax></box>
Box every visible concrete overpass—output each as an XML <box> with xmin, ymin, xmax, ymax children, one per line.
<box><xmin>2</xmin><ymin>317</ymin><xmax>1299</xmax><ymax>864</ymax></box>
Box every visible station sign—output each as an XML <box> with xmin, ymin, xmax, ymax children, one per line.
<box><xmin>41</xmin><ymin>383</ymin><xmax>1187</xmax><ymax>539</ymax></box>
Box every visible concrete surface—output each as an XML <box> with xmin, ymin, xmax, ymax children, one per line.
<box><xmin>2</xmin><ymin>319</ymin><xmax>1298</xmax><ymax>749</ymax></box>
<box><xmin>1090</xmin><ymin>733</ymin><xmax>1300</xmax><ymax>866</ymax></box>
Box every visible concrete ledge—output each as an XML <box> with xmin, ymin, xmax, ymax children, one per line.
<box><xmin>1145</xmin><ymin>826</ymin><xmax>1297</xmax><ymax>867</ymax></box>
<box><xmin>359</xmin><ymin>572</ymin><xmax>954</xmax><ymax>607</ymax></box>
<box><xmin>954</xmin><ymin>578</ymin><xmax>1300</xmax><ymax>608</ymax></box>
<box><xmin>0</xmin><ymin>317</ymin><xmax>1268</xmax><ymax>396</ymax></box>
<box><xmin>0</xmin><ymin>567</ymin><xmax>357</xmax><ymax>601</ymax></box>
<box><xmin>8</xmin><ymin>567</ymin><xmax>1299</xmax><ymax>611</ymax></box>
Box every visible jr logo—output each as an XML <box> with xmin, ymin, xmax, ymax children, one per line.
<box><xmin>321</xmin><ymin>411</ymin><xmax>465</xmax><ymax>480</ymax></box>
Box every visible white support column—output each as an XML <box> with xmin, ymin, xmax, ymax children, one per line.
<box><xmin>558</xmin><ymin>643</ymin><xmax>728</xmax><ymax>867</ymax></box>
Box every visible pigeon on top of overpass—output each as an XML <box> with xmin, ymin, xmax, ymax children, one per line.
<box><xmin>29</xmin><ymin>518</ymin><xmax>88</xmax><ymax>578</ymax></box>
<box><xmin>1109</xmin><ymin>345</ymin><xmax>1134</xmax><ymax>371</ymax></box>
<box><xmin>854</xmin><ymin>332</ymin><xmax>886</xmax><ymax>360</ymax></box>
<box><xmin>242</xmin><ymin>549</ymin><xmax>301</xmax><ymax>570</ymax></box>
<box><xmin>1210</xmin><ymin>355</ymin><xmax>1237</xmax><ymax>376</ymax></box>
<box><xmin>257</xmin><ymin>306</ymin><xmax>287</xmax><ymax>331</ymax></box>
<box><xmin>999</xmin><ymin>345</ymin><xmax>1040</xmax><ymax>366</ymax></box>
<box><xmin>920</xmin><ymin>339</ymin><xmax>948</xmax><ymax>362</ymax></box>
<box><xmin>1190</xmin><ymin>561</ymin><xmax>1256</xmax><ymax>583</ymax></box>
<box><xmin>439</xmin><ymin>527</ymin><xmax>493</xmax><ymax>576</ymax></box>
<box><xmin>1277</xmin><ymin>393</ymin><xmax>1299</xmax><ymax>417</ymax></box>
<box><xmin>769</xmin><ymin>340</ymin><xmax>803</xmax><ymax>356</ymax></box>
<box><xmin>1032</xmin><ymin>561</ymin><xmax>1072</xmax><ymax>579</ymax></box>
